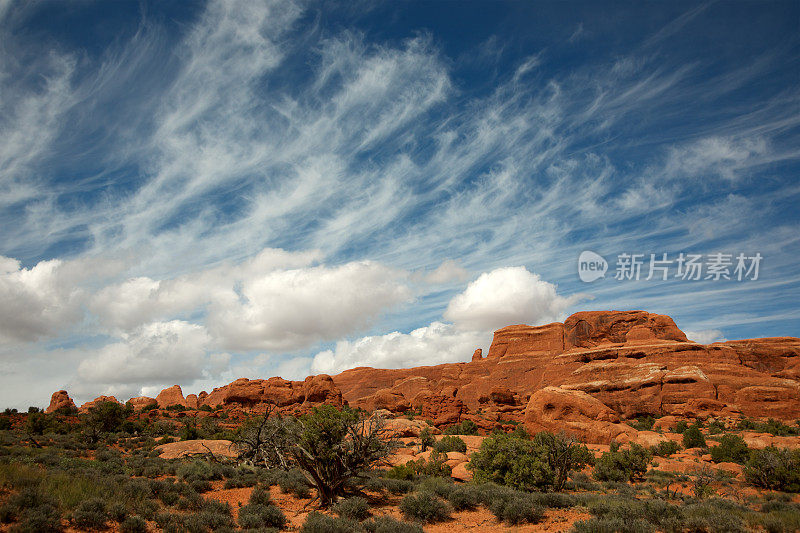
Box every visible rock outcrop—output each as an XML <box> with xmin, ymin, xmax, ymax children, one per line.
<box><xmin>128</xmin><ymin>396</ymin><xmax>158</xmax><ymax>410</ymax></box>
<box><xmin>79</xmin><ymin>396</ymin><xmax>120</xmax><ymax>413</ymax></box>
<box><xmin>46</xmin><ymin>390</ymin><xmax>76</xmax><ymax>414</ymax></box>
<box><xmin>45</xmin><ymin>310</ymin><xmax>800</xmax><ymax>446</ymax></box>
<box><xmin>156</xmin><ymin>385</ymin><xmax>187</xmax><ymax>408</ymax></box>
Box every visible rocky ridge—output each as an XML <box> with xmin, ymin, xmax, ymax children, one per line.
<box><xmin>47</xmin><ymin>310</ymin><xmax>800</xmax><ymax>444</ymax></box>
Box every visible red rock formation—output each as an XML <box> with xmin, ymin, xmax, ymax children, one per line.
<box><xmin>524</xmin><ymin>386</ymin><xmax>636</xmax><ymax>444</ymax></box>
<box><xmin>79</xmin><ymin>395</ymin><xmax>120</xmax><ymax>413</ymax></box>
<box><xmin>45</xmin><ymin>390</ymin><xmax>76</xmax><ymax>414</ymax></box>
<box><xmin>128</xmin><ymin>396</ymin><xmax>158</xmax><ymax>410</ymax></box>
<box><xmin>156</xmin><ymin>385</ymin><xmax>187</xmax><ymax>408</ymax></box>
<box><xmin>45</xmin><ymin>310</ymin><xmax>800</xmax><ymax>445</ymax></box>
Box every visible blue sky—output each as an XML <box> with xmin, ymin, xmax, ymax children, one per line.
<box><xmin>0</xmin><ymin>0</ymin><xmax>798</xmax><ymax>409</ymax></box>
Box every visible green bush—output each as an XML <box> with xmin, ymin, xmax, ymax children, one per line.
<box><xmin>10</xmin><ymin>503</ymin><xmax>62</xmax><ymax>533</ymax></box>
<box><xmin>72</xmin><ymin>498</ymin><xmax>108</xmax><ymax>530</ymax></box>
<box><xmin>363</xmin><ymin>516</ymin><xmax>423</xmax><ymax>533</ymax></box>
<box><xmin>490</xmin><ymin>494</ymin><xmax>544</xmax><ymax>525</ymax></box>
<box><xmin>365</xmin><ymin>476</ymin><xmax>414</xmax><ymax>494</ymax></box>
<box><xmin>384</xmin><ymin>450</ymin><xmax>451</xmax><ymax>480</ymax></box>
<box><xmin>301</xmin><ymin>511</ymin><xmax>361</xmax><ymax>532</ymax></box>
<box><xmin>249</xmin><ymin>485</ymin><xmax>273</xmax><ymax>505</ymax></box>
<box><xmin>399</xmin><ymin>492</ymin><xmax>452</xmax><ymax>523</ymax></box>
<box><xmin>433</xmin><ymin>435</ymin><xmax>466</xmax><ymax>453</ymax></box>
<box><xmin>332</xmin><ymin>496</ymin><xmax>370</xmax><ymax>520</ymax></box>
<box><xmin>737</xmin><ymin>418</ymin><xmax>800</xmax><ymax>436</ymax></box>
<box><xmin>0</xmin><ymin>416</ymin><xmax>11</xmax><ymax>430</ymax></box>
<box><xmin>120</xmin><ymin>515</ymin><xmax>147</xmax><ymax>533</ymax></box>
<box><xmin>418</xmin><ymin>427</ymin><xmax>435</xmax><ymax>451</ymax></box>
<box><xmin>682</xmin><ymin>424</ymin><xmax>706</xmax><ymax>448</ymax></box>
<box><xmin>593</xmin><ymin>443</ymin><xmax>652</xmax><ymax>482</ymax></box>
<box><xmin>572</xmin><ymin>517</ymin><xmax>655</xmax><ymax>533</ymax></box>
<box><xmin>675</xmin><ymin>420</ymin><xmax>689</xmax><ymax>434</ymax></box>
<box><xmin>443</xmin><ymin>420</ymin><xmax>479</xmax><ymax>435</ymax></box>
<box><xmin>650</xmin><ymin>440</ymin><xmax>681</xmax><ymax>457</ymax></box>
<box><xmin>447</xmin><ymin>485</ymin><xmax>482</xmax><ymax>510</ymax></box>
<box><xmin>682</xmin><ymin>499</ymin><xmax>747</xmax><ymax>533</ymax></box>
<box><xmin>710</xmin><ymin>434</ymin><xmax>749</xmax><ymax>464</ymax></box>
<box><xmin>629</xmin><ymin>416</ymin><xmax>655</xmax><ymax>431</ymax></box>
<box><xmin>744</xmin><ymin>446</ymin><xmax>800</xmax><ymax>492</ymax></box>
<box><xmin>238</xmin><ymin>503</ymin><xmax>287</xmax><ymax>530</ymax></box>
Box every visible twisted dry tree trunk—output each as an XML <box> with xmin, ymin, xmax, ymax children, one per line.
<box><xmin>234</xmin><ymin>404</ymin><xmax>396</xmax><ymax>507</ymax></box>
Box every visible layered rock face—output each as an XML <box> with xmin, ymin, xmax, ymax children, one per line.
<box><xmin>49</xmin><ymin>310</ymin><xmax>799</xmax><ymax>445</ymax></box>
<box><xmin>333</xmin><ymin>310</ymin><xmax>800</xmax><ymax>443</ymax></box>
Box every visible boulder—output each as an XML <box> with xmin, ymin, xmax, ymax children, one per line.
<box><xmin>383</xmin><ymin>418</ymin><xmax>439</xmax><ymax>438</ymax></box>
<box><xmin>412</xmin><ymin>391</ymin><xmax>465</xmax><ymax>426</ymax></box>
<box><xmin>362</xmin><ymin>389</ymin><xmax>411</xmax><ymax>413</ymax></box>
<box><xmin>524</xmin><ymin>386</ymin><xmax>636</xmax><ymax>444</ymax></box>
<box><xmin>472</xmin><ymin>348</ymin><xmax>483</xmax><ymax>362</ymax></box>
<box><xmin>45</xmin><ymin>390</ymin><xmax>76</xmax><ymax>414</ymax></box>
<box><xmin>154</xmin><ymin>439</ymin><xmax>238</xmax><ymax>459</ymax></box>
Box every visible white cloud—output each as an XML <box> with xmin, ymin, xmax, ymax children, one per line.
<box><xmin>75</xmin><ymin>320</ymin><xmax>228</xmax><ymax>398</ymax></box>
<box><xmin>0</xmin><ymin>256</ymin><xmax>84</xmax><ymax>343</ymax></box>
<box><xmin>208</xmin><ymin>261</ymin><xmax>412</xmax><ymax>351</ymax></box>
<box><xmin>665</xmin><ymin>136</ymin><xmax>768</xmax><ymax>181</ymax></box>
<box><xmin>684</xmin><ymin>329</ymin><xmax>727</xmax><ymax>344</ymax></box>
<box><xmin>420</xmin><ymin>259</ymin><xmax>470</xmax><ymax>284</ymax></box>
<box><xmin>311</xmin><ymin>322</ymin><xmax>487</xmax><ymax>375</ymax></box>
<box><xmin>444</xmin><ymin>266</ymin><xmax>582</xmax><ymax>331</ymax></box>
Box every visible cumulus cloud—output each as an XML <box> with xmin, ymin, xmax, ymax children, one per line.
<box><xmin>312</xmin><ymin>266</ymin><xmax>580</xmax><ymax>374</ymax></box>
<box><xmin>208</xmin><ymin>261</ymin><xmax>412</xmax><ymax>352</ymax></box>
<box><xmin>90</xmin><ymin>248</ymin><xmax>322</xmax><ymax>331</ymax></box>
<box><xmin>0</xmin><ymin>256</ymin><xmax>84</xmax><ymax>343</ymax></box>
<box><xmin>75</xmin><ymin>320</ymin><xmax>229</xmax><ymax>398</ymax></box>
<box><xmin>444</xmin><ymin>266</ymin><xmax>582</xmax><ymax>331</ymax></box>
<box><xmin>311</xmin><ymin>322</ymin><xmax>487</xmax><ymax>374</ymax></box>
<box><xmin>684</xmin><ymin>329</ymin><xmax>727</xmax><ymax>344</ymax></box>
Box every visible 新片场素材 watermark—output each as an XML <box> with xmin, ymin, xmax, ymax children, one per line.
<box><xmin>578</xmin><ymin>251</ymin><xmax>762</xmax><ymax>283</ymax></box>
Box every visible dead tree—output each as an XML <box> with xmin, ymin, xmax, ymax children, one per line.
<box><xmin>234</xmin><ymin>404</ymin><xmax>396</xmax><ymax>507</ymax></box>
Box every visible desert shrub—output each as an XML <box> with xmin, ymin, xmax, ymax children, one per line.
<box><xmin>81</xmin><ymin>402</ymin><xmax>132</xmax><ymax>441</ymax></box>
<box><xmin>682</xmin><ymin>424</ymin><xmax>707</xmax><ymax>448</ymax></box>
<box><xmin>384</xmin><ymin>450</ymin><xmax>451</xmax><ymax>480</ymax></box>
<box><xmin>585</xmin><ymin>497</ymin><xmax>681</xmax><ymax>532</ymax></box>
<box><xmin>710</xmin><ymin>434</ymin><xmax>749</xmax><ymax>464</ymax></box>
<box><xmin>593</xmin><ymin>443</ymin><xmax>652</xmax><ymax>482</ymax></box>
<box><xmin>333</xmin><ymin>496</ymin><xmax>370</xmax><ymax>520</ymax></box>
<box><xmin>366</xmin><ymin>476</ymin><xmax>414</xmax><ymax>494</ymax></box>
<box><xmin>468</xmin><ymin>431</ymin><xmax>549</xmax><ymax>490</ymax></box>
<box><xmin>24</xmin><ymin>412</ymin><xmax>49</xmax><ymax>435</ymax></box>
<box><xmin>528</xmin><ymin>491</ymin><xmax>577</xmax><ymax>509</ymax></box>
<box><xmin>443</xmin><ymin>420</ymin><xmax>478</xmax><ymax>435</ymax></box>
<box><xmin>417</xmin><ymin>476</ymin><xmax>455</xmax><ymax>498</ymax></box>
<box><xmin>190</xmin><ymin>479</ymin><xmax>212</xmax><ymax>493</ymax></box>
<box><xmin>682</xmin><ymin>499</ymin><xmax>747</xmax><ymax>533</ymax></box>
<box><xmin>107</xmin><ymin>501</ymin><xmax>127</xmax><ymax>522</ymax></box>
<box><xmin>572</xmin><ymin>517</ymin><xmax>655</xmax><ymax>533</ymax></box>
<box><xmin>418</xmin><ymin>427</ymin><xmax>435</xmax><ymax>451</ymax></box>
<box><xmin>363</xmin><ymin>516</ymin><xmax>423</xmax><ymax>533</ymax></box>
<box><xmin>433</xmin><ymin>435</ymin><xmax>466</xmax><ymax>453</ymax></box>
<box><xmin>447</xmin><ymin>485</ymin><xmax>482</xmax><ymax>510</ymax></box>
<box><xmin>650</xmin><ymin>440</ymin><xmax>681</xmax><ymax>457</ymax></box>
<box><xmin>249</xmin><ymin>485</ymin><xmax>273</xmax><ymax>505</ymax></box>
<box><xmin>180</xmin><ymin>418</ymin><xmax>200</xmax><ymax>441</ymax></box>
<box><xmin>120</xmin><ymin>515</ymin><xmax>147</xmax><ymax>533</ymax></box>
<box><xmin>276</xmin><ymin>468</ymin><xmax>312</xmax><ymax>498</ymax></box>
<box><xmin>744</xmin><ymin>446</ymin><xmax>800</xmax><ymax>492</ymax></box>
<box><xmin>10</xmin><ymin>503</ymin><xmax>63</xmax><ymax>533</ymax></box>
<box><xmin>0</xmin><ymin>416</ymin><xmax>11</xmax><ymax>430</ymax></box>
<box><xmin>737</xmin><ymin>418</ymin><xmax>800</xmax><ymax>436</ymax></box>
<box><xmin>490</xmin><ymin>494</ymin><xmax>544</xmax><ymax>525</ymax></box>
<box><xmin>675</xmin><ymin>420</ymin><xmax>689</xmax><ymax>434</ymax></box>
<box><xmin>183</xmin><ymin>510</ymin><xmax>235</xmax><ymax>532</ymax></box>
<box><xmin>176</xmin><ymin>491</ymin><xmax>205</xmax><ymax>511</ymax></box>
<box><xmin>400</xmin><ymin>492</ymin><xmax>452</xmax><ymax>523</ymax></box>
<box><xmin>301</xmin><ymin>511</ymin><xmax>361</xmax><ymax>532</ymax></box>
<box><xmin>72</xmin><ymin>497</ymin><xmax>108</xmax><ymax>529</ymax></box>
<box><xmin>630</xmin><ymin>416</ymin><xmax>655</xmax><ymax>431</ymax></box>
<box><xmin>177</xmin><ymin>460</ymin><xmax>219</xmax><ymax>482</ymax></box>
<box><xmin>238</xmin><ymin>503</ymin><xmax>287</xmax><ymax>530</ymax></box>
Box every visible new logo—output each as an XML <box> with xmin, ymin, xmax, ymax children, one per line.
<box><xmin>578</xmin><ymin>251</ymin><xmax>607</xmax><ymax>282</ymax></box>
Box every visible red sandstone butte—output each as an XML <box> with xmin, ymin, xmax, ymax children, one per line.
<box><xmin>45</xmin><ymin>390</ymin><xmax>76</xmax><ymax>414</ymax></box>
